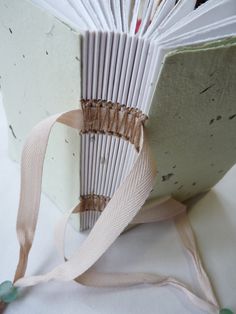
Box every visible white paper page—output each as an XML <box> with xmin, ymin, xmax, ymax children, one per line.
<box><xmin>81</xmin><ymin>0</ymin><xmax>105</xmax><ymax>30</ymax></box>
<box><xmin>112</xmin><ymin>33</ymin><xmax>127</xmax><ymax>103</ymax></box>
<box><xmin>97</xmin><ymin>135</ymin><xmax>108</xmax><ymax>195</ymax></box>
<box><xmin>150</xmin><ymin>0</ymin><xmax>161</xmax><ymax>20</ymax></box>
<box><xmin>81</xmin><ymin>0</ymin><xmax>103</xmax><ymax>30</ymax></box>
<box><xmin>117</xmin><ymin>36</ymin><xmax>132</xmax><ymax>103</ymax></box>
<box><xmin>157</xmin><ymin>0</ymin><xmax>236</xmax><ymax>42</ymax></box>
<box><xmin>84</xmin><ymin>133</ymin><xmax>90</xmax><ymax>195</ymax></box>
<box><xmin>155</xmin><ymin>0</ymin><xmax>196</xmax><ymax>35</ymax></box>
<box><xmin>91</xmin><ymin>134</ymin><xmax>99</xmax><ymax>194</ymax></box>
<box><xmin>104</xmin><ymin>137</ymin><xmax>117</xmax><ymax>196</ymax></box>
<box><xmin>144</xmin><ymin>0</ymin><xmax>176</xmax><ymax>38</ymax></box>
<box><xmin>31</xmin><ymin>0</ymin><xmax>87</xmax><ymax>30</ymax></box>
<box><xmin>87</xmin><ymin>32</ymin><xmax>95</xmax><ymax>99</ymax></box>
<box><xmin>107</xmin><ymin>33</ymin><xmax>121</xmax><ymax>101</ymax></box>
<box><xmin>92</xmin><ymin>32</ymin><xmax>101</xmax><ymax>99</ymax></box>
<box><xmin>121</xmin><ymin>0</ymin><xmax>131</xmax><ymax>33</ymax></box>
<box><xmin>97</xmin><ymin>0</ymin><xmax>115</xmax><ymax>31</ymax></box>
<box><xmin>88</xmin><ymin>0</ymin><xmax>110</xmax><ymax>31</ymax></box>
<box><xmin>106</xmin><ymin>137</ymin><xmax>120</xmax><ymax>197</ymax></box>
<box><xmin>137</xmin><ymin>0</ymin><xmax>155</xmax><ymax>37</ymax></box>
<box><xmin>100</xmin><ymin>135</ymin><xmax>113</xmax><ymax>196</ymax></box>
<box><xmin>97</xmin><ymin>33</ymin><xmax>107</xmax><ymax>99</ymax></box>
<box><xmin>121</xmin><ymin>36</ymin><xmax>138</xmax><ymax>105</ymax></box>
<box><xmin>68</xmin><ymin>0</ymin><xmax>98</xmax><ymax>30</ymax></box>
<box><xmin>94</xmin><ymin>134</ymin><xmax>103</xmax><ymax>195</ymax></box>
<box><xmin>128</xmin><ymin>39</ymin><xmax>149</xmax><ymax>109</ymax></box>
<box><xmin>158</xmin><ymin>16</ymin><xmax>236</xmax><ymax>55</ymax></box>
<box><xmin>82</xmin><ymin>31</ymin><xmax>89</xmax><ymax>99</ymax></box>
<box><xmin>136</xmin><ymin>42</ymin><xmax>155</xmax><ymax>113</ymax></box>
<box><xmin>87</xmin><ymin>133</ymin><xmax>95</xmax><ymax>194</ymax></box>
<box><xmin>99</xmin><ymin>136</ymin><xmax>112</xmax><ymax>196</ymax></box>
<box><xmin>102</xmin><ymin>32</ymin><xmax>114</xmax><ymax>100</ymax></box>
<box><xmin>111</xmin><ymin>0</ymin><xmax>123</xmax><ymax>32</ymax></box>
<box><xmin>80</xmin><ymin>134</ymin><xmax>86</xmax><ymax>195</ymax></box>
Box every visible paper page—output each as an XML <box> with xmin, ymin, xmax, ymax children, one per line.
<box><xmin>129</xmin><ymin>39</ymin><xmax>150</xmax><ymax>110</ymax></box>
<box><xmin>97</xmin><ymin>0</ymin><xmax>115</xmax><ymax>31</ymax></box>
<box><xmin>94</xmin><ymin>134</ymin><xmax>103</xmax><ymax>195</ymax></box>
<box><xmin>137</xmin><ymin>0</ymin><xmax>153</xmax><ymax>36</ymax></box>
<box><xmin>106</xmin><ymin>137</ymin><xmax>120</xmax><ymax>196</ymax></box>
<box><xmin>121</xmin><ymin>36</ymin><xmax>138</xmax><ymax>105</ymax></box>
<box><xmin>82</xmin><ymin>31</ymin><xmax>89</xmax><ymax>99</ymax></box>
<box><xmin>97</xmin><ymin>32</ymin><xmax>107</xmax><ymax>99</ymax></box>
<box><xmin>104</xmin><ymin>137</ymin><xmax>117</xmax><ymax>196</ymax></box>
<box><xmin>121</xmin><ymin>0</ymin><xmax>130</xmax><ymax>33</ymax></box>
<box><xmin>87</xmin><ymin>32</ymin><xmax>95</xmax><ymax>99</ymax></box>
<box><xmin>144</xmin><ymin>0</ymin><xmax>176</xmax><ymax>38</ymax></box>
<box><xmin>90</xmin><ymin>134</ymin><xmax>99</xmax><ymax>194</ymax></box>
<box><xmin>88</xmin><ymin>0</ymin><xmax>110</xmax><ymax>31</ymax></box>
<box><xmin>117</xmin><ymin>35</ymin><xmax>132</xmax><ymax>103</ymax></box>
<box><xmin>102</xmin><ymin>32</ymin><xmax>114</xmax><ymax>100</ymax></box>
<box><xmin>107</xmin><ymin>33</ymin><xmax>121</xmax><ymax>101</ymax></box>
<box><xmin>111</xmin><ymin>0</ymin><xmax>123</xmax><ymax>32</ymax></box>
<box><xmin>156</xmin><ymin>0</ymin><xmax>196</xmax><ymax>35</ymax></box>
<box><xmin>111</xmin><ymin>33</ymin><xmax>127</xmax><ymax>103</ymax></box>
<box><xmin>31</xmin><ymin>0</ymin><xmax>87</xmax><ymax>30</ymax></box>
<box><xmin>92</xmin><ymin>31</ymin><xmax>102</xmax><ymax>99</ymax></box>
<box><xmin>136</xmin><ymin>42</ymin><xmax>155</xmax><ymax>114</ymax></box>
<box><xmin>157</xmin><ymin>0</ymin><xmax>236</xmax><ymax>41</ymax></box>
<box><xmin>68</xmin><ymin>0</ymin><xmax>98</xmax><ymax>30</ymax></box>
<box><xmin>126</xmin><ymin>38</ymin><xmax>145</xmax><ymax>108</ymax></box>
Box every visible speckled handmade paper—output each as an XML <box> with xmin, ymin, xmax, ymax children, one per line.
<box><xmin>0</xmin><ymin>0</ymin><xmax>81</xmax><ymax>211</ymax></box>
<box><xmin>147</xmin><ymin>38</ymin><xmax>236</xmax><ymax>202</ymax></box>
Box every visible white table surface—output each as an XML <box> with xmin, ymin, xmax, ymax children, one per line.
<box><xmin>0</xmin><ymin>94</ymin><xmax>236</xmax><ymax>314</ymax></box>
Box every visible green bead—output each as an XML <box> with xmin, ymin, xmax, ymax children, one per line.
<box><xmin>220</xmin><ymin>309</ymin><xmax>234</xmax><ymax>314</ymax></box>
<box><xmin>0</xmin><ymin>281</ymin><xmax>18</xmax><ymax>303</ymax></box>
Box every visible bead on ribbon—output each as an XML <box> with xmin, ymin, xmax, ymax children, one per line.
<box><xmin>0</xmin><ymin>281</ymin><xmax>18</xmax><ymax>303</ymax></box>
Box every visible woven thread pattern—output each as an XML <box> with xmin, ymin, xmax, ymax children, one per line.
<box><xmin>81</xmin><ymin>100</ymin><xmax>148</xmax><ymax>150</ymax></box>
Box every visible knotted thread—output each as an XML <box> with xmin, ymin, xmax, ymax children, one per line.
<box><xmin>81</xmin><ymin>100</ymin><xmax>148</xmax><ymax>151</ymax></box>
<box><xmin>77</xmin><ymin>195</ymin><xmax>110</xmax><ymax>213</ymax></box>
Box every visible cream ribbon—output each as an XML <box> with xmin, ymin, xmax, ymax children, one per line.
<box><xmin>2</xmin><ymin>109</ymin><xmax>220</xmax><ymax>313</ymax></box>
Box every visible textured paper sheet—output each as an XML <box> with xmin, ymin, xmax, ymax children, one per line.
<box><xmin>147</xmin><ymin>38</ymin><xmax>236</xmax><ymax>202</ymax></box>
<box><xmin>0</xmin><ymin>0</ymin><xmax>81</xmax><ymax>210</ymax></box>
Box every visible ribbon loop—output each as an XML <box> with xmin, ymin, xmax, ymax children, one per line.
<box><xmin>3</xmin><ymin>108</ymin><xmax>220</xmax><ymax>314</ymax></box>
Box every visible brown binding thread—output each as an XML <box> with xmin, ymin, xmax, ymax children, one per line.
<box><xmin>74</xmin><ymin>195</ymin><xmax>111</xmax><ymax>213</ymax></box>
<box><xmin>79</xmin><ymin>100</ymin><xmax>148</xmax><ymax>215</ymax></box>
<box><xmin>81</xmin><ymin>99</ymin><xmax>148</xmax><ymax>151</ymax></box>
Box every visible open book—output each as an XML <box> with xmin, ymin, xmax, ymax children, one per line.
<box><xmin>1</xmin><ymin>0</ymin><xmax>236</xmax><ymax>230</ymax></box>
<box><xmin>28</xmin><ymin>0</ymin><xmax>236</xmax><ymax>230</ymax></box>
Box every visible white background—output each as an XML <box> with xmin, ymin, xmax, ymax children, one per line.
<box><xmin>0</xmin><ymin>94</ymin><xmax>236</xmax><ymax>314</ymax></box>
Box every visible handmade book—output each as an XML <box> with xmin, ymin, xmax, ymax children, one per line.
<box><xmin>0</xmin><ymin>0</ymin><xmax>236</xmax><ymax>313</ymax></box>
<box><xmin>1</xmin><ymin>0</ymin><xmax>236</xmax><ymax>230</ymax></box>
